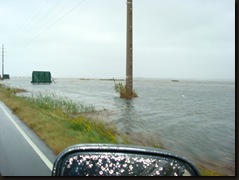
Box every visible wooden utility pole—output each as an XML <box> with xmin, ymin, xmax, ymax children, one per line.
<box><xmin>126</xmin><ymin>0</ymin><xmax>133</xmax><ymax>95</ymax></box>
<box><xmin>2</xmin><ymin>44</ymin><xmax>4</xmax><ymax>79</ymax></box>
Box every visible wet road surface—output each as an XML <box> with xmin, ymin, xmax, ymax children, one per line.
<box><xmin>0</xmin><ymin>101</ymin><xmax>56</xmax><ymax>176</ymax></box>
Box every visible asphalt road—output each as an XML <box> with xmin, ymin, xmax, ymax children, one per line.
<box><xmin>0</xmin><ymin>101</ymin><xmax>57</xmax><ymax>176</ymax></box>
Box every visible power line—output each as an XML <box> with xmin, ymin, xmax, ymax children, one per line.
<box><xmin>32</xmin><ymin>0</ymin><xmax>88</xmax><ymax>40</ymax></box>
<box><xmin>12</xmin><ymin>1</ymin><xmax>47</xmax><ymax>39</ymax></box>
<box><xmin>9</xmin><ymin>0</ymin><xmax>88</xmax><ymax>54</ymax></box>
<box><xmin>8</xmin><ymin>0</ymin><xmax>69</xmax><ymax>52</ymax></box>
<box><xmin>36</xmin><ymin>0</ymin><xmax>87</xmax><ymax>35</ymax></box>
<box><xmin>7</xmin><ymin>0</ymin><xmax>50</xmax><ymax>51</ymax></box>
<box><xmin>23</xmin><ymin>0</ymin><xmax>66</xmax><ymax>40</ymax></box>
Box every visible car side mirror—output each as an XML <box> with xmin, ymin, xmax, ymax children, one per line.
<box><xmin>52</xmin><ymin>144</ymin><xmax>200</xmax><ymax>176</ymax></box>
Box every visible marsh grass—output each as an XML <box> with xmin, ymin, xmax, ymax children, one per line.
<box><xmin>29</xmin><ymin>93</ymin><xmax>96</xmax><ymax>115</ymax></box>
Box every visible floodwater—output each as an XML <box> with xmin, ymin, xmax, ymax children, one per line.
<box><xmin>2</xmin><ymin>77</ymin><xmax>235</xmax><ymax>175</ymax></box>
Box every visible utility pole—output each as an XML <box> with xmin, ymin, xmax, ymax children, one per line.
<box><xmin>126</xmin><ymin>0</ymin><xmax>133</xmax><ymax>95</ymax></box>
<box><xmin>2</xmin><ymin>44</ymin><xmax>4</xmax><ymax>79</ymax></box>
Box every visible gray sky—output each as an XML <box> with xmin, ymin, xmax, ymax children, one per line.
<box><xmin>0</xmin><ymin>0</ymin><xmax>235</xmax><ymax>80</ymax></box>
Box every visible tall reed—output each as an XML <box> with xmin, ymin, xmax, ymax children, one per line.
<box><xmin>29</xmin><ymin>93</ymin><xmax>96</xmax><ymax>115</ymax></box>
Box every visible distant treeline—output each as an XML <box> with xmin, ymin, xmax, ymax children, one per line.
<box><xmin>80</xmin><ymin>78</ymin><xmax>124</xmax><ymax>81</ymax></box>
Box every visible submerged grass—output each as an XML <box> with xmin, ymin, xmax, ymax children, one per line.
<box><xmin>0</xmin><ymin>83</ymin><xmax>228</xmax><ymax>176</ymax></box>
<box><xmin>114</xmin><ymin>82</ymin><xmax>138</xmax><ymax>99</ymax></box>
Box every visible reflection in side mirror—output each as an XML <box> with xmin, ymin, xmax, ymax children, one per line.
<box><xmin>52</xmin><ymin>144</ymin><xmax>201</xmax><ymax>176</ymax></box>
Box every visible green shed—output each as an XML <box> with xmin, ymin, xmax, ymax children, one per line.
<box><xmin>3</xmin><ymin>74</ymin><xmax>10</xmax><ymax>79</ymax></box>
<box><xmin>31</xmin><ymin>71</ymin><xmax>52</xmax><ymax>84</ymax></box>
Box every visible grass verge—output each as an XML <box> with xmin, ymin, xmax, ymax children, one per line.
<box><xmin>0</xmin><ymin>84</ymin><xmax>118</xmax><ymax>154</ymax></box>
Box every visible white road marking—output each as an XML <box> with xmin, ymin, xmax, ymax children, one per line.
<box><xmin>0</xmin><ymin>102</ymin><xmax>53</xmax><ymax>171</ymax></box>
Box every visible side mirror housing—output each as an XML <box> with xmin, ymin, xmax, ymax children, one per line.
<box><xmin>52</xmin><ymin>144</ymin><xmax>201</xmax><ymax>176</ymax></box>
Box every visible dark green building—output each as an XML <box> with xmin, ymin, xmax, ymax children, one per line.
<box><xmin>0</xmin><ymin>74</ymin><xmax>10</xmax><ymax>80</ymax></box>
<box><xmin>31</xmin><ymin>71</ymin><xmax>52</xmax><ymax>84</ymax></box>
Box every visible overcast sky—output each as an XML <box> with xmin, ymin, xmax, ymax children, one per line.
<box><xmin>0</xmin><ymin>0</ymin><xmax>235</xmax><ymax>80</ymax></box>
